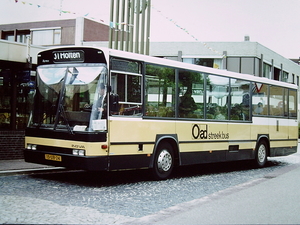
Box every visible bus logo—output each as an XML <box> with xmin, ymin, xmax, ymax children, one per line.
<box><xmin>192</xmin><ymin>124</ymin><xmax>229</xmax><ymax>140</ymax></box>
<box><xmin>192</xmin><ymin>124</ymin><xmax>208</xmax><ymax>139</ymax></box>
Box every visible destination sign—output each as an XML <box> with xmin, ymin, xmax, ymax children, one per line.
<box><xmin>53</xmin><ymin>50</ymin><xmax>85</xmax><ymax>63</ymax></box>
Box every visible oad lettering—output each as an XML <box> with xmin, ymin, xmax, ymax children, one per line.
<box><xmin>192</xmin><ymin>124</ymin><xmax>208</xmax><ymax>139</ymax></box>
<box><xmin>192</xmin><ymin>124</ymin><xmax>229</xmax><ymax>140</ymax></box>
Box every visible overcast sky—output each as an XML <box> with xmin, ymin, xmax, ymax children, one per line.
<box><xmin>1</xmin><ymin>0</ymin><xmax>300</xmax><ymax>58</ymax></box>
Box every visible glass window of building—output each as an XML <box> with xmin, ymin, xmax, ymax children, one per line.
<box><xmin>182</xmin><ymin>58</ymin><xmax>219</xmax><ymax>68</ymax></box>
<box><xmin>241</xmin><ymin>58</ymin><xmax>255</xmax><ymax>75</ymax></box>
<box><xmin>263</xmin><ymin>63</ymin><xmax>271</xmax><ymax>79</ymax></box>
<box><xmin>5</xmin><ymin>34</ymin><xmax>14</xmax><ymax>42</ymax></box>
<box><xmin>282</xmin><ymin>71</ymin><xmax>288</xmax><ymax>82</ymax></box>
<box><xmin>0</xmin><ymin>69</ymin><xmax>34</xmax><ymax>130</ymax></box>
<box><xmin>195</xmin><ymin>58</ymin><xmax>214</xmax><ymax>67</ymax></box>
<box><xmin>0</xmin><ymin>69</ymin><xmax>11</xmax><ymax>129</ymax></box>
<box><xmin>31</xmin><ymin>28</ymin><xmax>61</xmax><ymax>45</ymax></box>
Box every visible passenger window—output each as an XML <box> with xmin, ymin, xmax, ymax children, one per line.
<box><xmin>111</xmin><ymin>73</ymin><xmax>142</xmax><ymax>116</ymax></box>
<box><xmin>206</xmin><ymin>75</ymin><xmax>229</xmax><ymax>120</ymax></box>
<box><xmin>269</xmin><ymin>85</ymin><xmax>284</xmax><ymax>117</ymax></box>
<box><xmin>145</xmin><ymin>64</ymin><xmax>175</xmax><ymax>118</ymax></box>
<box><xmin>178</xmin><ymin>70</ymin><xmax>204</xmax><ymax>118</ymax></box>
<box><xmin>252</xmin><ymin>83</ymin><xmax>268</xmax><ymax>116</ymax></box>
<box><xmin>230</xmin><ymin>79</ymin><xmax>251</xmax><ymax>121</ymax></box>
<box><xmin>110</xmin><ymin>58</ymin><xmax>142</xmax><ymax>116</ymax></box>
<box><xmin>289</xmin><ymin>89</ymin><xmax>297</xmax><ymax>118</ymax></box>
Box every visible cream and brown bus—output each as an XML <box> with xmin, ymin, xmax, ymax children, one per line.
<box><xmin>24</xmin><ymin>46</ymin><xmax>298</xmax><ymax>179</ymax></box>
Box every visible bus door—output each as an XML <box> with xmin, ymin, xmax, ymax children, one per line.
<box><xmin>108</xmin><ymin>59</ymin><xmax>146</xmax><ymax>170</ymax></box>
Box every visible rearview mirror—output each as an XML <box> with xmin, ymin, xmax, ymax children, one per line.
<box><xmin>110</xmin><ymin>93</ymin><xmax>119</xmax><ymax>113</ymax></box>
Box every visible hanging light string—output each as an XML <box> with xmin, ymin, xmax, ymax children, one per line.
<box><xmin>12</xmin><ymin>0</ymin><xmax>107</xmax><ymax>23</ymax></box>
<box><xmin>12</xmin><ymin>0</ymin><xmax>225</xmax><ymax>57</ymax></box>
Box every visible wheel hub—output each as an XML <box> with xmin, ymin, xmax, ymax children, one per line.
<box><xmin>157</xmin><ymin>150</ymin><xmax>172</xmax><ymax>172</ymax></box>
<box><xmin>258</xmin><ymin>145</ymin><xmax>266</xmax><ymax>163</ymax></box>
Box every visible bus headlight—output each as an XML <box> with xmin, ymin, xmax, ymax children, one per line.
<box><xmin>27</xmin><ymin>144</ymin><xmax>37</xmax><ymax>150</ymax></box>
<box><xmin>72</xmin><ymin>149</ymin><xmax>85</xmax><ymax>156</ymax></box>
<box><xmin>78</xmin><ymin>150</ymin><xmax>85</xmax><ymax>156</ymax></box>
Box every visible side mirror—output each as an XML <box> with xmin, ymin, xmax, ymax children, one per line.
<box><xmin>110</xmin><ymin>93</ymin><xmax>119</xmax><ymax>113</ymax></box>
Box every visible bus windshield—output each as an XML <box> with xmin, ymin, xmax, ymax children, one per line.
<box><xmin>30</xmin><ymin>63</ymin><xmax>108</xmax><ymax>132</ymax></box>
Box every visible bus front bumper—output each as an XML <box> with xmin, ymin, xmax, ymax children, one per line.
<box><xmin>24</xmin><ymin>149</ymin><xmax>109</xmax><ymax>171</ymax></box>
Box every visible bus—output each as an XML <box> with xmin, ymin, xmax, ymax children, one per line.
<box><xmin>24</xmin><ymin>46</ymin><xmax>298</xmax><ymax>179</ymax></box>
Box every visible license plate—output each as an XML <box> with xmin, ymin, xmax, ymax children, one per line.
<box><xmin>45</xmin><ymin>154</ymin><xmax>62</xmax><ymax>162</ymax></box>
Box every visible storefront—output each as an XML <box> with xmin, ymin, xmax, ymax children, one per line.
<box><xmin>0</xmin><ymin>61</ymin><xmax>35</xmax><ymax>130</ymax></box>
<box><xmin>0</xmin><ymin>59</ymin><xmax>36</xmax><ymax>159</ymax></box>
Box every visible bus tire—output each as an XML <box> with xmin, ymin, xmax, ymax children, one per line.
<box><xmin>152</xmin><ymin>142</ymin><xmax>174</xmax><ymax>180</ymax></box>
<box><xmin>254</xmin><ymin>140</ymin><xmax>268</xmax><ymax>167</ymax></box>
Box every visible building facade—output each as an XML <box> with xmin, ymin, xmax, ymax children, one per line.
<box><xmin>0</xmin><ymin>17</ymin><xmax>109</xmax><ymax>46</ymax></box>
<box><xmin>149</xmin><ymin>41</ymin><xmax>300</xmax><ymax>85</ymax></box>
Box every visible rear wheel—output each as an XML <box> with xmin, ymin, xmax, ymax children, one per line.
<box><xmin>152</xmin><ymin>142</ymin><xmax>174</xmax><ymax>180</ymax></box>
<box><xmin>254</xmin><ymin>140</ymin><xmax>268</xmax><ymax>167</ymax></box>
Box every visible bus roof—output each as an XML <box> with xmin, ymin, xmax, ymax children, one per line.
<box><xmin>105</xmin><ymin>47</ymin><xmax>298</xmax><ymax>90</ymax></box>
<box><xmin>38</xmin><ymin>46</ymin><xmax>298</xmax><ymax>90</ymax></box>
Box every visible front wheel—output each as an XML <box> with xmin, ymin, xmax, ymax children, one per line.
<box><xmin>254</xmin><ymin>140</ymin><xmax>268</xmax><ymax>167</ymax></box>
<box><xmin>152</xmin><ymin>142</ymin><xmax>174</xmax><ymax>180</ymax></box>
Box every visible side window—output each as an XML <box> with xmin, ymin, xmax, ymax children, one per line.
<box><xmin>252</xmin><ymin>83</ymin><xmax>268</xmax><ymax>116</ymax></box>
<box><xmin>289</xmin><ymin>89</ymin><xmax>297</xmax><ymax>118</ymax></box>
<box><xmin>206</xmin><ymin>74</ymin><xmax>229</xmax><ymax>120</ymax></box>
<box><xmin>145</xmin><ymin>64</ymin><xmax>175</xmax><ymax>117</ymax></box>
<box><xmin>110</xmin><ymin>58</ymin><xmax>142</xmax><ymax>116</ymax></box>
<box><xmin>284</xmin><ymin>88</ymin><xmax>289</xmax><ymax>117</ymax></box>
<box><xmin>230</xmin><ymin>79</ymin><xmax>251</xmax><ymax>121</ymax></box>
<box><xmin>269</xmin><ymin>85</ymin><xmax>284</xmax><ymax>117</ymax></box>
<box><xmin>178</xmin><ymin>69</ymin><xmax>204</xmax><ymax>118</ymax></box>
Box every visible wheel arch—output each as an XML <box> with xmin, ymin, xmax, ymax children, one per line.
<box><xmin>256</xmin><ymin>134</ymin><xmax>270</xmax><ymax>157</ymax></box>
<box><xmin>149</xmin><ymin>134</ymin><xmax>180</xmax><ymax>169</ymax></box>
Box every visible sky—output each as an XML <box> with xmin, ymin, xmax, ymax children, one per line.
<box><xmin>1</xmin><ymin>0</ymin><xmax>300</xmax><ymax>59</ymax></box>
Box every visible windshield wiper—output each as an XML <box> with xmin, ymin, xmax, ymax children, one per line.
<box><xmin>69</xmin><ymin>67</ymin><xmax>79</xmax><ymax>84</ymax></box>
<box><xmin>53</xmin><ymin>67</ymin><xmax>74</xmax><ymax>134</ymax></box>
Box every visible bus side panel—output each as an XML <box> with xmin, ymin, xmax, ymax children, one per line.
<box><xmin>108</xmin><ymin>118</ymin><xmax>176</xmax><ymax>170</ymax></box>
<box><xmin>270</xmin><ymin>118</ymin><xmax>298</xmax><ymax>156</ymax></box>
<box><xmin>176</xmin><ymin>121</ymin><xmax>253</xmax><ymax>165</ymax></box>
<box><xmin>289</xmin><ymin>119</ymin><xmax>298</xmax><ymax>139</ymax></box>
<box><xmin>252</xmin><ymin>117</ymin><xmax>298</xmax><ymax>157</ymax></box>
<box><xmin>176</xmin><ymin>121</ymin><xmax>226</xmax><ymax>165</ymax></box>
<box><xmin>251</xmin><ymin>117</ymin><xmax>269</xmax><ymax>141</ymax></box>
<box><xmin>226</xmin><ymin>123</ymin><xmax>253</xmax><ymax>161</ymax></box>
<box><xmin>269</xmin><ymin>118</ymin><xmax>289</xmax><ymax>140</ymax></box>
